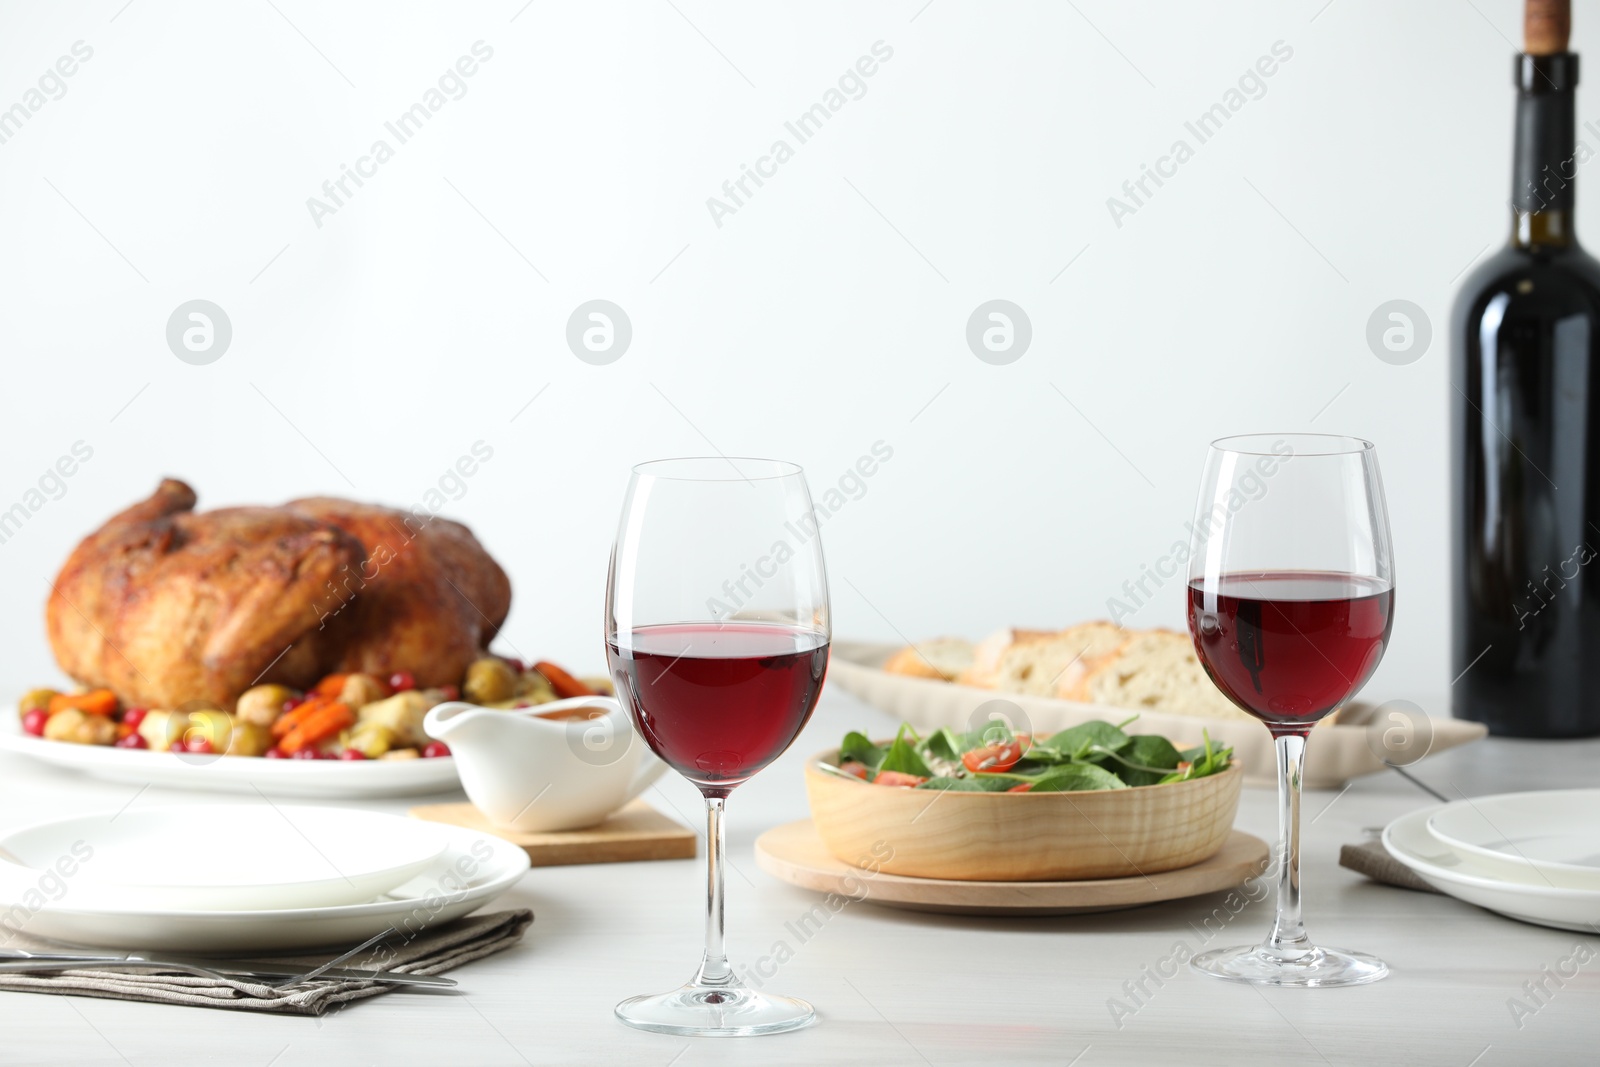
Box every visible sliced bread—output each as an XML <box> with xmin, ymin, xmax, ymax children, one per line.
<box><xmin>957</xmin><ymin>627</ymin><xmax>1057</xmax><ymax>688</ymax></box>
<box><xmin>1062</xmin><ymin>629</ymin><xmax>1256</xmax><ymax>722</ymax></box>
<box><xmin>967</xmin><ymin>622</ymin><xmax>1129</xmax><ymax>697</ymax></box>
<box><xmin>883</xmin><ymin>638</ymin><xmax>976</xmax><ymax>682</ymax></box>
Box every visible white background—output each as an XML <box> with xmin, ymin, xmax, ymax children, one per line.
<box><xmin>0</xmin><ymin>0</ymin><xmax>1575</xmax><ymax>714</ymax></box>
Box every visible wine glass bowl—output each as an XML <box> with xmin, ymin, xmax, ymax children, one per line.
<box><xmin>606</xmin><ymin>457</ymin><xmax>830</xmax><ymax>1035</ymax></box>
<box><xmin>1185</xmin><ymin>433</ymin><xmax>1393</xmax><ymax>987</ymax></box>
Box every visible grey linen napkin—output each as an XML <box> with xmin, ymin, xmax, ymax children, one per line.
<box><xmin>0</xmin><ymin>909</ymin><xmax>532</xmax><ymax>1015</ymax></box>
<box><xmin>1339</xmin><ymin>839</ymin><xmax>1441</xmax><ymax>894</ymax></box>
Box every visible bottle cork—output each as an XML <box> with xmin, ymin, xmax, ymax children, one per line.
<box><xmin>1526</xmin><ymin>0</ymin><xmax>1570</xmax><ymax>55</ymax></box>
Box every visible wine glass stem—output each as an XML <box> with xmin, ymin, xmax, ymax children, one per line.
<box><xmin>694</xmin><ymin>795</ymin><xmax>733</xmax><ymax>987</ymax></box>
<box><xmin>1264</xmin><ymin>732</ymin><xmax>1311</xmax><ymax>958</ymax></box>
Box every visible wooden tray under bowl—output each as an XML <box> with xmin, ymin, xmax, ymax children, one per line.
<box><xmin>806</xmin><ymin>750</ymin><xmax>1242</xmax><ymax>881</ymax></box>
<box><xmin>756</xmin><ymin>820</ymin><xmax>1270</xmax><ymax>916</ymax></box>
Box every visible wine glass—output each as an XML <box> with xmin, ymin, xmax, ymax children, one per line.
<box><xmin>606</xmin><ymin>457</ymin><xmax>830</xmax><ymax>1036</ymax></box>
<box><xmin>1186</xmin><ymin>434</ymin><xmax>1394</xmax><ymax>987</ymax></box>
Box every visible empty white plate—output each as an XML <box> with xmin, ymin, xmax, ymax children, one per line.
<box><xmin>0</xmin><ymin>806</ymin><xmax>447</xmax><ymax>911</ymax></box>
<box><xmin>1383</xmin><ymin>805</ymin><xmax>1600</xmax><ymax>933</ymax></box>
<box><xmin>5</xmin><ymin>825</ymin><xmax>530</xmax><ymax>953</ymax></box>
<box><xmin>1425</xmin><ymin>789</ymin><xmax>1600</xmax><ymax>891</ymax></box>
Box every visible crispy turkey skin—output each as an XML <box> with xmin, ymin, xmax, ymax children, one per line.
<box><xmin>45</xmin><ymin>479</ymin><xmax>511</xmax><ymax>709</ymax></box>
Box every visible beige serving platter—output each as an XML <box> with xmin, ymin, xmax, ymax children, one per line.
<box><xmin>828</xmin><ymin>640</ymin><xmax>1487</xmax><ymax>788</ymax></box>
<box><xmin>755</xmin><ymin>820</ymin><xmax>1270</xmax><ymax>916</ymax></box>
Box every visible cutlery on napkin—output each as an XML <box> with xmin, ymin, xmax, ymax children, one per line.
<box><xmin>0</xmin><ymin>909</ymin><xmax>532</xmax><ymax>1014</ymax></box>
<box><xmin>0</xmin><ymin>953</ymin><xmax>456</xmax><ymax>988</ymax></box>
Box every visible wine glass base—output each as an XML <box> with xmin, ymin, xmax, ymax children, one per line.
<box><xmin>1190</xmin><ymin>943</ymin><xmax>1388</xmax><ymax>988</ymax></box>
<box><xmin>615</xmin><ymin>983</ymin><xmax>816</xmax><ymax>1037</ymax></box>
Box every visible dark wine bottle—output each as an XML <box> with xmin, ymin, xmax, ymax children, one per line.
<box><xmin>1452</xmin><ymin>0</ymin><xmax>1600</xmax><ymax>737</ymax></box>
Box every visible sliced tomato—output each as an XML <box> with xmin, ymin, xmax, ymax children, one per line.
<box><xmin>962</xmin><ymin>738</ymin><xmax>1024</xmax><ymax>774</ymax></box>
<box><xmin>1006</xmin><ymin>783</ymin><xmax>1034</xmax><ymax>793</ymax></box>
<box><xmin>872</xmin><ymin>770</ymin><xmax>928</xmax><ymax>787</ymax></box>
<box><xmin>838</xmin><ymin>760</ymin><xmax>871</xmax><ymax>779</ymax></box>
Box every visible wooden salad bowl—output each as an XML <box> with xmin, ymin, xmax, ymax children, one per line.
<box><xmin>804</xmin><ymin>749</ymin><xmax>1243</xmax><ymax>882</ymax></box>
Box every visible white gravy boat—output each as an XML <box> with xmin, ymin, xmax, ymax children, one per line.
<box><xmin>424</xmin><ymin>696</ymin><xmax>665</xmax><ymax>832</ymax></box>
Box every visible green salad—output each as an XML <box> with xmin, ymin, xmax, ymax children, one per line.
<box><xmin>833</xmin><ymin>718</ymin><xmax>1234</xmax><ymax>792</ymax></box>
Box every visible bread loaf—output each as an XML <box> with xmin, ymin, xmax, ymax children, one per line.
<box><xmin>963</xmin><ymin>622</ymin><xmax>1127</xmax><ymax>697</ymax></box>
<box><xmin>883</xmin><ymin>638</ymin><xmax>975</xmax><ymax>682</ymax></box>
<box><xmin>1061</xmin><ymin>629</ymin><xmax>1255</xmax><ymax>721</ymax></box>
<box><xmin>956</xmin><ymin>628</ymin><xmax>1056</xmax><ymax>687</ymax></box>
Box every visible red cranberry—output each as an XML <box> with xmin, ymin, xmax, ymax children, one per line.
<box><xmin>502</xmin><ymin>657</ymin><xmax>527</xmax><ymax>674</ymax></box>
<box><xmin>337</xmin><ymin>749</ymin><xmax>367</xmax><ymax>761</ymax></box>
<box><xmin>115</xmin><ymin>733</ymin><xmax>148</xmax><ymax>750</ymax></box>
<box><xmin>290</xmin><ymin>747</ymin><xmax>321</xmax><ymax>760</ymax></box>
<box><xmin>388</xmin><ymin>671</ymin><xmax>416</xmax><ymax>693</ymax></box>
<box><xmin>282</xmin><ymin>695</ymin><xmax>305</xmax><ymax>713</ymax></box>
<box><xmin>21</xmin><ymin>709</ymin><xmax>48</xmax><ymax>736</ymax></box>
<box><xmin>438</xmin><ymin>685</ymin><xmax>460</xmax><ymax>702</ymax></box>
<box><xmin>263</xmin><ymin>747</ymin><xmax>288</xmax><ymax>759</ymax></box>
<box><xmin>182</xmin><ymin>737</ymin><xmax>214</xmax><ymax>755</ymax></box>
<box><xmin>422</xmin><ymin>741</ymin><xmax>451</xmax><ymax>759</ymax></box>
<box><xmin>121</xmin><ymin>707</ymin><xmax>148</xmax><ymax>729</ymax></box>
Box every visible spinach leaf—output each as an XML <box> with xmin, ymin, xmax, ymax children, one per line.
<box><xmin>923</xmin><ymin>727</ymin><xmax>967</xmax><ymax>762</ymax></box>
<box><xmin>840</xmin><ymin>731</ymin><xmax>886</xmax><ymax>770</ymax></box>
<box><xmin>1163</xmin><ymin>731</ymin><xmax>1234</xmax><ymax>782</ymax></box>
<box><xmin>916</xmin><ymin>775</ymin><xmax>1015</xmax><ymax>792</ymax></box>
<box><xmin>1043</xmin><ymin>721</ymin><xmax>1131</xmax><ymax>761</ymax></box>
<box><xmin>1107</xmin><ymin>735</ymin><xmax>1183</xmax><ymax>786</ymax></box>
<box><xmin>878</xmin><ymin>724</ymin><xmax>933</xmax><ymax>777</ymax></box>
<box><xmin>1027</xmin><ymin>763</ymin><xmax>1128</xmax><ymax>792</ymax></box>
<box><xmin>962</xmin><ymin>720</ymin><xmax>1016</xmax><ymax>751</ymax></box>
<box><xmin>1016</xmin><ymin>742</ymin><xmax>1068</xmax><ymax>765</ymax></box>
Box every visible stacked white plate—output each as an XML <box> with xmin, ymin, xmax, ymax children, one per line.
<box><xmin>0</xmin><ymin>806</ymin><xmax>530</xmax><ymax>952</ymax></box>
<box><xmin>1383</xmin><ymin>789</ymin><xmax>1600</xmax><ymax>932</ymax></box>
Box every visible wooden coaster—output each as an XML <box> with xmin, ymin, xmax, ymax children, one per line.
<box><xmin>755</xmin><ymin>820</ymin><xmax>1269</xmax><ymax>916</ymax></box>
<box><xmin>409</xmin><ymin>799</ymin><xmax>696</xmax><ymax>867</ymax></box>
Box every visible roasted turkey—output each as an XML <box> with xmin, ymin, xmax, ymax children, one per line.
<box><xmin>46</xmin><ymin>479</ymin><xmax>512</xmax><ymax>709</ymax></box>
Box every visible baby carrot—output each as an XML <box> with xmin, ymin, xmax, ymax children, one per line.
<box><xmin>48</xmin><ymin>689</ymin><xmax>119</xmax><ymax>716</ymax></box>
<box><xmin>279</xmin><ymin>702</ymin><xmax>353</xmax><ymax>754</ymax></box>
<box><xmin>271</xmin><ymin>694</ymin><xmax>332</xmax><ymax>739</ymax></box>
<box><xmin>533</xmin><ymin>661</ymin><xmax>594</xmax><ymax>699</ymax></box>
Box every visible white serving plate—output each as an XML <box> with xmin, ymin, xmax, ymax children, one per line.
<box><xmin>0</xmin><ymin>806</ymin><xmax>448</xmax><ymax>911</ymax></box>
<box><xmin>1425</xmin><ymin>789</ymin><xmax>1600</xmax><ymax>891</ymax></box>
<box><xmin>1382</xmin><ymin>805</ymin><xmax>1600</xmax><ymax>933</ymax></box>
<box><xmin>828</xmin><ymin>640</ymin><xmax>1487</xmax><ymax>788</ymax></box>
<box><xmin>4</xmin><ymin>823</ymin><xmax>530</xmax><ymax>953</ymax></box>
<box><xmin>0</xmin><ymin>712</ymin><xmax>460</xmax><ymax>798</ymax></box>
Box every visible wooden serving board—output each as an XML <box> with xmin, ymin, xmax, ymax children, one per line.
<box><xmin>409</xmin><ymin>800</ymin><xmax>696</xmax><ymax>867</ymax></box>
<box><xmin>754</xmin><ymin>820</ymin><xmax>1269</xmax><ymax>916</ymax></box>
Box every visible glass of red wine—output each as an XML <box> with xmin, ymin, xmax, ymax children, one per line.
<box><xmin>1186</xmin><ymin>434</ymin><xmax>1394</xmax><ymax>988</ymax></box>
<box><xmin>606</xmin><ymin>457</ymin><xmax>830</xmax><ymax>1036</ymax></box>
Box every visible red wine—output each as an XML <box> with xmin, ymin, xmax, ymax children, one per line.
<box><xmin>1188</xmin><ymin>572</ymin><xmax>1393</xmax><ymax>733</ymax></box>
<box><xmin>608</xmin><ymin>623</ymin><xmax>829</xmax><ymax>794</ymax></box>
<box><xmin>1452</xmin><ymin>12</ymin><xmax>1600</xmax><ymax>737</ymax></box>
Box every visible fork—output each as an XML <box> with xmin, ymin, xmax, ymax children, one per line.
<box><xmin>0</xmin><ymin>952</ymin><xmax>455</xmax><ymax>988</ymax></box>
<box><xmin>0</xmin><ymin>929</ymin><xmax>455</xmax><ymax>989</ymax></box>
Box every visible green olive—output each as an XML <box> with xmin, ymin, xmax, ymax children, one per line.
<box><xmin>234</xmin><ymin>684</ymin><xmax>297</xmax><ymax>727</ymax></box>
<box><xmin>18</xmin><ymin>688</ymin><xmax>59</xmax><ymax>717</ymax></box>
<box><xmin>463</xmin><ymin>657</ymin><xmax>517</xmax><ymax>704</ymax></box>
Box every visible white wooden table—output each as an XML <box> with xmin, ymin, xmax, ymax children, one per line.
<box><xmin>0</xmin><ymin>686</ymin><xmax>1595</xmax><ymax>1066</ymax></box>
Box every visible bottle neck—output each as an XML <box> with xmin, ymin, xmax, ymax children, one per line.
<box><xmin>1511</xmin><ymin>52</ymin><xmax>1580</xmax><ymax>250</ymax></box>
